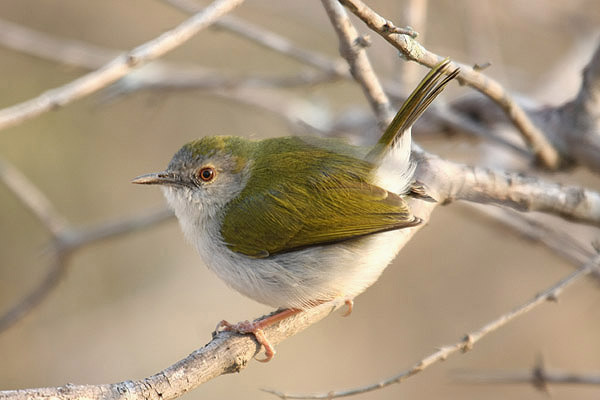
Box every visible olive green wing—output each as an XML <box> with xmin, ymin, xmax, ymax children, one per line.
<box><xmin>219</xmin><ymin>141</ymin><xmax>419</xmax><ymax>258</ymax></box>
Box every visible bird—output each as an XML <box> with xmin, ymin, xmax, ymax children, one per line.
<box><xmin>133</xmin><ymin>59</ymin><xmax>459</xmax><ymax>361</ymax></box>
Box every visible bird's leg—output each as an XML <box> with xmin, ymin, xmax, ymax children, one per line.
<box><xmin>341</xmin><ymin>299</ymin><xmax>354</xmax><ymax>317</ymax></box>
<box><xmin>215</xmin><ymin>308</ymin><xmax>301</xmax><ymax>362</ymax></box>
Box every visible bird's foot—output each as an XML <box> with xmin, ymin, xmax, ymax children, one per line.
<box><xmin>341</xmin><ymin>299</ymin><xmax>354</xmax><ymax>317</ymax></box>
<box><xmin>215</xmin><ymin>308</ymin><xmax>301</xmax><ymax>362</ymax></box>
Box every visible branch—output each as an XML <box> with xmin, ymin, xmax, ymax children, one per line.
<box><xmin>338</xmin><ymin>0</ymin><xmax>561</xmax><ymax>169</ymax></box>
<box><xmin>455</xmin><ymin>367</ymin><xmax>600</xmax><ymax>389</ymax></box>
<box><xmin>0</xmin><ymin>158</ymin><xmax>68</xmax><ymax>236</ymax></box>
<box><xmin>264</xmin><ymin>254</ymin><xmax>600</xmax><ymax>399</ymax></box>
<box><xmin>419</xmin><ymin>154</ymin><xmax>600</xmax><ymax>227</ymax></box>
<box><xmin>164</xmin><ymin>0</ymin><xmax>349</xmax><ymax>77</ymax></box>
<box><xmin>0</xmin><ymin>0</ymin><xmax>245</xmax><ymax>132</ymax></box>
<box><xmin>0</xmin><ymin>302</ymin><xmax>339</xmax><ymax>400</ymax></box>
<box><xmin>468</xmin><ymin>205</ymin><xmax>600</xmax><ymax>279</ymax></box>
<box><xmin>533</xmin><ymin>40</ymin><xmax>600</xmax><ymax>172</ymax></box>
<box><xmin>321</xmin><ymin>0</ymin><xmax>394</xmax><ymax>128</ymax></box>
<box><xmin>0</xmin><ymin>158</ymin><xmax>173</xmax><ymax>333</ymax></box>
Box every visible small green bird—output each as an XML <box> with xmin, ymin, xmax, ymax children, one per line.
<box><xmin>133</xmin><ymin>60</ymin><xmax>458</xmax><ymax>361</ymax></box>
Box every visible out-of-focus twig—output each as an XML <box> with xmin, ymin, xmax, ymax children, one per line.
<box><xmin>399</xmin><ymin>0</ymin><xmax>428</xmax><ymax>88</ymax></box>
<box><xmin>0</xmin><ymin>158</ymin><xmax>68</xmax><ymax>235</ymax></box>
<box><xmin>0</xmin><ymin>0</ymin><xmax>245</xmax><ymax>132</ymax></box>
<box><xmin>0</xmin><ymin>157</ymin><xmax>173</xmax><ymax>333</ymax></box>
<box><xmin>264</xmin><ymin>254</ymin><xmax>600</xmax><ymax>399</ymax></box>
<box><xmin>164</xmin><ymin>0</ymin><xmax>349</xmax><ymax>77</ymax></box>
<box><xmin>338</xmin><ymin>0</ymin><xmax>561</xmax><ymax>169</ymax></box>
<box><xmin>468</xmin><ymin>204</ymin><xmax>600</xmax><ymax>280</ymax></box>
<box><xmin>454</xmin><ymin>358</ymin><xmax>600</xmax><ymax>389</ymax></box>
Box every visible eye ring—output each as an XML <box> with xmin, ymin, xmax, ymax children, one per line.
<box><xmin>197</xmin><ymin>166</ymin><xmax>216</xmax><ymax>182</ymax></box>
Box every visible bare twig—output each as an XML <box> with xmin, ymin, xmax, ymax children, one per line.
<box><xmin>469</xmin><ymin>205</ymin><xmax>598</xmax><ymax>270</ymax></box>
<box><xmin>338</xmin><ymin>0</ymin><xmax>561</xmax><ymax>169</ymax></box>
<box><xmin>0</xmin><ymin>255</ymin><xmax>67</xmax><ymax>334</ymax></box>
<box><xmin>455</xmin><ymin>357</ymin><xmax>600</xmax><ymax>389</ymax></box>
<box><xmin>0</xmin><ymin>0</ymin><xmax>245</xmax><ymax>132</ymax></box>
<box><xmin>533</xmin><ymin>40</ymin><xmax>600</xmax><ymax>172</ymax></box>
<box><xmin>399</xmin><ymin>0</ymin><xmax>428</xmax><ymax>88</ymax></box>
<box><xmin>455</xmin><ymin>368</ymin><xmax>600</xmax><ymax>387</ymax></box>
<box><xmin>0</xmin><ymin>158</ymin><xmax>173</xmax><ymax>333</ymax></box>
<box><xmin>164</xmin><ymin>0</ymin><xmax>349</xmax><ymax>77</ymax></box>
<box><xmin>0</xmin><ymin>158</ymin><xmax>68</xmax><ymax>236</ymax></box>
<box><xmin>263</xmin><ymin>254</ymin><xmax>600</xmax><ymax>399</ymax></box>
<box><xmin>321</xmin><ymin>0</ymin><xmax>394</xmax><ymax>128</ymax></box>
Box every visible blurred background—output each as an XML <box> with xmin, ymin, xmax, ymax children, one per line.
<box><xmin>1</xmin><ymin>1</ymin><xmax>599</xmax><ymax>399</ymax></box>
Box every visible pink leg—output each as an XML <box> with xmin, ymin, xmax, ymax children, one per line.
<box><xmin>216</xmin><ymin>308</ymin><xmax>301</xmax><ymax>362</ymax></box>
<box><xmin>341</xmin><ymin>299</ymin><xmax>354</xmax><ymax>317</ymax></box>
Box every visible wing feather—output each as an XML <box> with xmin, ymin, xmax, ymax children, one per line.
<box><xmin>220</xmin><ymin>137</ymin><xmax>418</xmax><ymax>258</ymax></box>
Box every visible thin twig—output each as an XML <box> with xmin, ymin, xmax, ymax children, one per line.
<box><xmin>338</xmin><ymin>0</ymin><xmax>561</xmax><ymax>169</ymax></box>
<box><xmin>0</xmin><ymin>15</ymin><xmax>525</xmax><ymax>159</ymax></box>
<box><xmin>468</xmin><ymin>204</ymin><xmax>598</xmax><ymax>277</ymax></box>
<box><xmin>263</xmin><ymin>254</ymin><xmax>600</xmax><ymax>399</ymax></box>
<box><xmin>321</xmin><ymin>0</ymin><xmax>395</xmax><ymax>128</ymax></box>
<box><xmin>64</xmin><ymin>208</ymin><xmax>174</xmax><ymax>249</ymax></box>
<box><xmin>163</xmin><ymin>0</ymin><xmax>349</xmax><ymax>77</ymax></box>
<box><xmin>0</xmin><ymin>0</ymin><xmax>245</xmax><ymax>132</ymax></box>
<box><xmin>0</xmin><ymin>255</ymin><xmax>67</xmax><ymax>334</ymax></box>
<box><xmin>454</xmin><ymin>368</ymin><xmax>600</xmax><ymax>387</ymax></box>
<box><xmin>0</xmin><ymin>158</ymin><xmax>67</xmax><ymax>236</ymax></box>
<box><xmin>0</xmin><ymin>159</ymin><xmax>174</xmax><ymax>333</ymax></box>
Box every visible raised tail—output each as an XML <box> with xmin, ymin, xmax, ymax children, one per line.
<box><xmin>366</xmin><ymin>59</ymin><xmax>460</xmax><ymax>164</ymax></box>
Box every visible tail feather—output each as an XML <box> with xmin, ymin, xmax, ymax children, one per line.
<box><xmin>366</xmin><ymin>59</ymin><xmax>460</xmax><ymax>164</ymax></box>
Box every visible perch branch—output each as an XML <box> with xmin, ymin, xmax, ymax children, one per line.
<box><xmin>264</xmin><ymin>254</ymin><xmax>600</xmax><ymax>399</ymax></box>
<box><xmin>338</xmin><ymin>0</ymin><xmax>561</xmax><ymax>169</ymax></box>
<box><xmin>0</xmin><ymin>0</ymin><xmax>245</xmax><ymax>132</ymax></box>
<box><xmin>0</xmin><ymin>302</ymin><xmax>339</xmax><ymax>400</ymax></box>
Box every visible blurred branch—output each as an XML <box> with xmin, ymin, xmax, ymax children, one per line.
<box><xmin>0</xmin><ymin>157</ymin><xmax>173</xmax><ymax>334</ymax></box>
<box><xmin>321</xmin><ymin>0</ymin><xmax>394</xmax><ymax>129</ymax></box>
<box><xmin>455</xmin><ymin>357</ymin><xmax>600</xmax><ymax>390</ymax></box>
<box><xmin>399</xmin><ymin>0</ymin><xmax>428</xmax><ymax>89</ymax></box>
<box><xmin>532</xmin><ymin>40</ymin><xmax>600</xmax><ymax>172</ymax></box>
<box><xmin>468</xmin><ymin>205</ymin><xmax>600</xmax><ymax>279</ymax></box>
<box><xmin>338</xmin><ymin>0</ymin><xmax>561</xmax><ymax>169</ymax></box>
<box><xmin>265</xmin><ymin>254</ymin><xmax>600</xmax><ymax>399</ymax></box>
<box><xmin>0</xmin><ymin>0</ymin><xmax>245</xmax><ymax>132</ymax></box>
<box><xmin>0</xmin><ymin>15</ymin><xmax>526</xmax><ymax>159</ymax></box>
<box><xmin>0</xmin><ymin>158</ymin><xmax>68</xmax><ymax>236</ymax></box>
<box><xmin>0</xmin><ymin>255</ymin><xmax>67</xmax><ymax>333</ymax></box>
<box><xmin>163</xmin><ymin>0</ymin><xmax>349</xmax><ymax>77</ymax></box>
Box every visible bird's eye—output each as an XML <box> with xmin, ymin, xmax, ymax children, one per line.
<box><xmin>197</xmin><ymin>167</ymin><xmax>216</xmax><ymax>182</ymax></box>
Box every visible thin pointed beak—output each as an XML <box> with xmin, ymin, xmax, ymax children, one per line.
<box><xmin>132</xmin><ymin>171</ymin><xmax>179</xmax><ymax>186</ymax></box>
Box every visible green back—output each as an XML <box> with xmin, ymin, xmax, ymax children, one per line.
<box><xmin>220</xmin><ymin>137</ymin><xmax>418</xmax><ymax>258</ymax></box>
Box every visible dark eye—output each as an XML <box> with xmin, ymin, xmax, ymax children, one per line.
<box><xmin>197</xmin><ymin>167</ymin><xmax>216</xmax><ymax>182</ymax></box>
